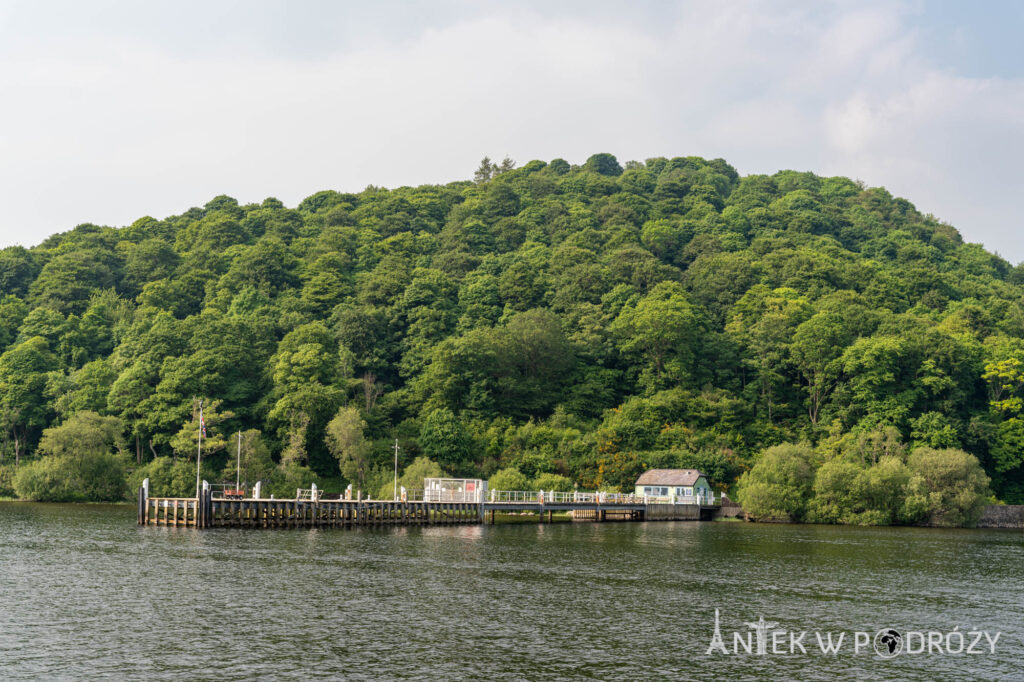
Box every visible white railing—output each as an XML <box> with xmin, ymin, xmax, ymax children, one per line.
<box><xmin>296</xmin><ymin>484</ymin><xmax>320</xmax><ymax>502</ymax></box>
<box><xmin>422</xmin><ymin>489</ymin><xmax>482</xmax><ymax>503</ymax></box>
<box><xmin>488</xmin><ymin>490</ymin><xmax>646</xmax><ymax>505</ymax></box>
<box><xmin>486</xmin><ymin>490</ymin><xmax>718</xmax><ymax>506</ymax></box>
<box><xmin>642</xmin><ymin>492</ymin><xmax>717</xmax><ymax>505</ymax></box>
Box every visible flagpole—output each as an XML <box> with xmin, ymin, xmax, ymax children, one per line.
<box><xmin>195</xmin><ymin>399</ymin><xmax>203</xmax><ymax>497</ymax></box>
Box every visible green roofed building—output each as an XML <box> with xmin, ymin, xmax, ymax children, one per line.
<box><xmin>635</xmin><ymin>469</ymin><xmax>713</xmax><ymax>504</ymax></box>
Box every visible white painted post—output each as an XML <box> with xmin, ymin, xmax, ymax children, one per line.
<box><xmin>253</xmin><ymin>480</ymin><xmax>262</xmax><ymax>499</ymax></box>
<box><xmin>311</xmin><ymin>483</ymin><xmax>318</xmax><ymax>502</ymax></box>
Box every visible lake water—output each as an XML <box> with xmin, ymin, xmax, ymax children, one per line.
<box><xmin>0</xmin><ymin>502</ymin><xmax>1021</xmax><ymax>680</ymax></box>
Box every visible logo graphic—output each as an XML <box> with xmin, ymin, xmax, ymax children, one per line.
<box><xmin>705</xmin><ymin>612</ymin><xmax>999</xmax><ymax>657</ymax></box>
<box><xmin>873</xmin><ymin>629</ymin><xmax>903</xmax><ymax>658</ymax></box>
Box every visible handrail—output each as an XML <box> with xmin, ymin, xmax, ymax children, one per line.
<box><xmin>488</xmin><ymin>490</ymin><xmax>647</xmax><ymax>504</ymax></box>
<box><xmin>485</xmin><ymin>489</ymin><xmax>718</xmax><ymax>505</ymax></box>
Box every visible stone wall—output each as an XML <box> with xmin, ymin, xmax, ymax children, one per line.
<box><xmin>976</xmin><ymin>505</ymin><xmax>1024</xmax><ymax>529</ymax></box>
<box><xmin>713</xmin><ymin>494</ymin><xmax>744</xmax><ymax>519</ymax></box>
<box><xmin>645</xmin><ymin>503</ymin><xmax>700</xmax><ymax>521</ymax></box>
<box><xmin>713</xmin><ymin>505</ymin><xmax>744</xmax><ymax>519</ymax></box>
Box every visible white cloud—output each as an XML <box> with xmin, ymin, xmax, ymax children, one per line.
<box><xmin>0</xmin><ymin>1</ymin><xmax>1021</xmax><ymax>260</ymax></box>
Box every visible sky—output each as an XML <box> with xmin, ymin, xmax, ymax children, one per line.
<box><xmin>0</xmin><ymin>0</ymin><xmax>1022</xmax><ymax>260</ymax></box>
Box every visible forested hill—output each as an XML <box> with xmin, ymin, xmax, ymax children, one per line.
<box><xmin>1</xmin><ymin>153</ymin><xmax>1023</xmax><ymax>507</ymax></box>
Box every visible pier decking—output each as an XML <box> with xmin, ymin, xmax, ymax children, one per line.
<box><xmin>137</xmin><ymin>480</ymin><xmax>720</xmax><ymax>529</ymax></box>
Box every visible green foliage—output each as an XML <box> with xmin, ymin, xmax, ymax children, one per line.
<box><xmin>533</xmin><ymin>472</ymin><xmax>573</xmax><ymax>491</ymax></box>
<box><xmin>36</xmin><ymin>411</ymin><xmax>126</xmax><ymax>459</ymax></box>
<box><xmin>737</xmin><ymin>443</ymin><xmax>816</xmax><ymax>521</ymax></box>
<box><xmin>219</xmin><ymin>429</ymin><xmax>276</xmax><ymax>487</ymax></box>
<box><xmin>13</xmin><ymin>451</ymin><xmax>128</xmax><ymax>502</ymax></box>
<box><xmin>324</xmin><ymin>406</ymin><xmax>371</xmax><ymax>488</ymax></box>
<box><xmin>399</xmin><ymin>456</ymin><xmax>444</xmax><ymax>491</ymax></box>
<box><xmin>128</xmin><ymin>456</ymin><xmax>216</xmax><ymax>498</ymax></box>
<box><xmin>742</xmin><ymin>442</ymin><xmax>990</xmax><ymax>527</ymax></box>
<box><xmin>266</xmin><ymin>461</ymin><xmax>320</xmax><ymax>499</ymax></box>
<box><xmin>904</xmin><ymin>447</ymin><xmax>991</xmax><ymax>527</ymax></box>
<box><xmin>0</xmin><ymin>464</ymin><xmax>15</xmax><ymax>497</ymax></box>
<box><xmin>419</xmin><ymin>408</ymin><xmax>473</xmax><ymax>473</ymax></box>
<box><xmin>0</xmin><ymin>154</ymin><xmax>1017</xmax><ymax>516</ymax></box>
<box><xmin>489</xmin><ymin>467</ymin><xmax>530</xmax><ymax>491</ymax></box>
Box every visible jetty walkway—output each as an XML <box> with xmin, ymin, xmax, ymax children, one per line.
<box><xmin>137</xmin><ymin>480</ymin><xmax>721</xmax><ymax>529</ymax></box>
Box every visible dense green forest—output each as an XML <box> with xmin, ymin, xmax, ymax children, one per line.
<box><xmin>1</xmin><ymin>153</ymin><xmax>1022</xmax><ymax>521</ymax></box>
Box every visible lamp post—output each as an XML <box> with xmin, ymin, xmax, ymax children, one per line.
<box><xmin>235</xmin><ymin>430</ymin><xmax>241</xmax><ymax>492</ymax></box>
<box><xmin>392</xmin><ymin>438</ymin><xmax>400</xmax><ymax>501</ymax></box>
<box><xmin>194</xmin><ymin>400</ymin><xmax>204</xmax><ymax>498</ymax></box>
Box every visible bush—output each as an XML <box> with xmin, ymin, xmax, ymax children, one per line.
<box><xmin>736</xmin><ymin>443</ymin><xmax>816</xmax><ymax>521</ymax></box>
<box><xmin>266</xmin><ymin>461</ymin><xmax>320</xmax><ymax>499</ymax></box>
<box><xmin>128</xmin><ymin>457</ymin><xmax>218</xmax><ymax>498</ymax></box>
<box><xmin>377</xmin><ymin>456</ymin><xmax>445</xmax><ymax>499</ymax></box>
<box><xmin>14</xmin><ymin>452</ymin><xmax>128</xmax><ymax>502</ymax></box>
<box><xmin>532</xmin><ymin>472</ymin><xmax>573</xmax><ymax>491</ymax></box>
<box><xmin>904</xmin><ymin>448</ymin><xmax>991</xmax><ymax>527</ymax></box>
<box><xmin>675</xmin><ymin>449</ymin><xmax>745</xmax><ymax>490</ymax></box>
<box><xmin>489</xmin><ymin>467</ymin><xmax>530</xmax><ymax>491</ymax></box>
<box><xmin>0</xmin><ymin>465</ymin><xmax>14</xmax><ymax>497</ymax></box>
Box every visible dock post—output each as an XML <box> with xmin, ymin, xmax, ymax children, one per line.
<box><xmin>138</xmin><ymin>478</ymin><xmax>150</xmax><ymax>525</ymax></box>
<box><xmin>200</xmin><ymin>480</ymin><xmax>210</xmax><ymax>529</ymax></box>
<box><xmin>254</xmin><ymin>480</ymin><xmax>262</xmax><ymax>499</ymax></box>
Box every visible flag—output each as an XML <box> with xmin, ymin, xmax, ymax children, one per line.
<box><xmin>199</xmin><ymin>403</ymin><xmax>207</xmax><ymax>438</ymax></box>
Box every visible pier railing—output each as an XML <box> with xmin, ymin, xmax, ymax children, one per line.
<box><xmin>488</xmin><ymin>490</ymin><xmax>647</xmax><ymax>504</ymax></box>
<box><xmin>137</xmin><ymin>478</ymin><xmax>721</xmax><ymax>530</ymax></box>
<box><xmin>487</xmin><ymin>490</ymin><xmax>717</xmax><ymax>505</ymax></box>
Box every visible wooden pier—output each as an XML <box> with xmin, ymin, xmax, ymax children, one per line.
<box><xmin>137</xmin><ymin>480</ymin><xmax>719</xmax><ymax>529</ymax></box>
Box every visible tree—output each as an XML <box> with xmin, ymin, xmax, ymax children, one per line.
<box><xmin>268</xmin><ymin>322</ymin><xmax>347</xmax><ymax>467</ymax></box>
<box><xmin>805</xmin><ymin>458</ymin><xmax>883</xmax><ymax>525</ymax></box>
<box><xmin>474</xmin><ymin>157</ymin><xmax>496</xmax><ymax>184</ymax></box>
<box><xmin>736</xmin><ymin>443</ymin><xmax>816</xmax><ymax>521</ymax></box>
<box><xmin>791</xmin><ymin>311</ymin><xmax>851</xmax><ymax>425</ymax></box>
<box><xmin>611</xmin><ymin>281</ymin><xmax>700</xmax><ymax>391</ymax></box>
<box><xmin>221</xmin><ymin>429</ymin><xmax>276</xmax><ymax>487</ymax></box>
<box><xmin>13</xmin><ymin>411</ymin><xmax>128</xmax><ymax>502</ymax></box>
<box><xmin>419</xmin><ymin>408</ymin><xmax>473</xmax><ymax>473</ymax></box>
<box><xmin>28</xmin><ymin>250</ymin><xmax>117</xmax><ymax>314</ymax></box>
<box><xmin>0</xmin><ymin>336</ymin><xmax>56</xmax><ymax>463</ymax></box>
<box><xmin>533</xmin><ymin>472</ymin><xmax>572</xmax><ymax>491</ymax></box>
<box><xmin>325</xmin><ymin>406</ymin><xmax>371</xmax><ymax>489</ymax></box>
<box><xmin>904</xmin><ymin>448</ymin><xmax>991</xmax><ymax>527</ymax></box>
<box><xmin>582</xmin><ymin>153</ymin><xmax>623</xmax><ymax>176</ymax></box>
<box><xmin>169</xmin><ymin>398</ymin><xmax>234</xmax><ymax>461</ymax></box>
<box><xmin>489</xmin><ymin>467</ymin><xmax>529</xmax><ymax>491</ymax></box>
<box><xmin>376</xmin><ymin>455</ymin><xmax>444</xmax><ymax>498</ymax></box>
<box><xmin>36</xmin><ymin>411</ymin><xmax>125</xmax><ymax>460</ymax></box>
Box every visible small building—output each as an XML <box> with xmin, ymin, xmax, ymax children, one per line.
<box><xmin>635</xmin><ymin>469</ymin><xmax>714</xmax><ymax>504</ymax></box>
<box><xmin>423</xmin><ymin>478</ymin><xmax>487</xmax><ymax>503</ymax></box>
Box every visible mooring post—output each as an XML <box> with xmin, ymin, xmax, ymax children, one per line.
<box><xmin>201</xmin><ymin>480</ymin><xmax>211</xmax><ymax>528</ymax></box>
<box><xmin>139</xmin><ymin>477</ymin><xmax>150</xmax><ymax>525</ymax></box>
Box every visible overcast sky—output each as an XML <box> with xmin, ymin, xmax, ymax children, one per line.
<box><xmin>1</xmin><ymin>0</ymin><xmax>1022</xmax><ymax>260</ymax></box>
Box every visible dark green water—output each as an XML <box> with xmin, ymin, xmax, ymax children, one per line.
<box><xmin>0</xmin><ymin>503</ymin><xmax>1021</xmax><ymax>680</ymax></box>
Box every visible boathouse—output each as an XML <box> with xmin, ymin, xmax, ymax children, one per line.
<box><xmin>635</xmin><ymin>469</ymin><xmax>713</xmax><ymax>503</ymax></box>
